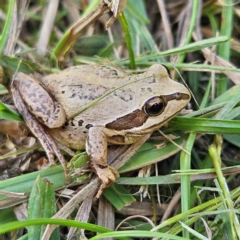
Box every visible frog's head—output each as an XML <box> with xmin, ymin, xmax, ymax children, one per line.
<box><xmin>106</xmin><ymin>64</ymin><xmax>191</xmax><ymax>133</ymax></box>
<box><xmin>139</xmin><ymin>64</ymin><xmax>191</xmax><ymax>131</ymax></box>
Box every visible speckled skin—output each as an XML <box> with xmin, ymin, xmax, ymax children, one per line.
<box><xmin>41</xmin><ymin>64</ymin><xmax>190</xmax><ymax>149</ymax></box>
<box><xmin>14</xmin><ymin>64</ymin><xmax>190</xmax><ymax>197</ymax></box>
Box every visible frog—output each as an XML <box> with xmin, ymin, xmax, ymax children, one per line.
<box><xmin>11</xmin><ymin>64</ymin><xmax>190</xmax><ymax>198</ymax></box>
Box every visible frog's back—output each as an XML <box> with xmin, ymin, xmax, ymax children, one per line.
<box><xmin>43</xmin><ymin>64</ymin><xmax>190</xmax><ymax>150</ymax></box>
<box><xmin>42</xmin><ymin>65</ymin><xmax>126</xmax><ymax>89</ymax></box>
<box><xmin>43</xmin><ymin>65</ymin><xmax>132</xmax><ymax>149</ymax></box>
<box><xmin>42</xmin><ymin>64</ymin><xmax>170</xmax><ymax>125</ymax></box>
<box><xmin>42</xmin><ymin>65</ymin><xmax>127</xmax><ymax>114</ymax></box>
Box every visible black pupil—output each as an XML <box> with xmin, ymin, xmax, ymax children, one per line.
<box><xmin>149</xmin><ymin>102</ymin><xmax>164</xmax><ymax>114</ymax></box>
<box><xmin>143</xmin><ymin>96</ymin><xmax>166</xmax><ymax>116</ymax></box>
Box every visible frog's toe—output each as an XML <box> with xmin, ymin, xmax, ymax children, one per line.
<box><xmin>96</xmin><ymin>165</ymin><xmax>117</xmax><ymax>185</ymax></box>
<box><xmin>108</xmin><ymin>165</ymin><xmax>120</xmax><ymax>178</ymax></box>
<box><xmin>94</xmin><ymin>165</ymin><xmax>119</xmax><ymax>198</ymax></box>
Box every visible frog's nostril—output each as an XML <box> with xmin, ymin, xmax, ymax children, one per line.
<box><xmin>164</xmin><ymin>92</ymin><xmax>190</xmax><ymax>102</ymax></box>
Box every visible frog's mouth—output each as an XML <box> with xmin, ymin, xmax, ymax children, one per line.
<box><xmin>142</xmin><ymin>92</ymin><xmax>190</xmax><ymax>117</ymax></box>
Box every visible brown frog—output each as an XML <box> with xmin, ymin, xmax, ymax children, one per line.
<box><xmin>11</xmin><ymin>64</ymin><xmax>190</xmax><ymax>197</ymax></box>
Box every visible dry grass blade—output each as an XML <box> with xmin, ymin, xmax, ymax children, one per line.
<box><xmin>193</xmin><ymin>32</ymin><xmax>240</xmax><ymax>84</ymax></box>
<box><xmin>53</xmin><ymin>0</ymin><xmax>126</xmax><ymax>61</ymax></box>
<box><xmin>36</xmin><ymin>0</ymin><xmax>59</xmax><ymax>55</ymax></box>
<box><xmin>67</xmin><ymin>192</ymin><xmax>95</xmax><ymax>239</ymax></box>
<box><xmin>97</xmin><ymin>197</ymin><xmax>115</xmax><ymax>240</ymax></box>
<box><xmin>105</xmin><ymin>0</ymin><xmax>127</xmax><ymax>28</ymax></box>
<box><xmin>3</xmin><ymin>1</ymin><xmax>29</xmax><ymax>55</ymax></box>
<box><xmin>42</xmin><ymin>135</ymin><xmax>150</xmax><ymax>239</ymax></box>
<box><xmin>0</xmin><ymin>120</ymin><xmax>29</xmax><ymax>138</ymax></box>
<box><xmin>202</xmin><ymin>48</ymin><xmax>240</xmax><ymax>85</ymax></box>
<box><xmin>156</xmin><ymin>0</ymin><xmax>173</xmax><ymax>49</ymax></box>
<box><xmin>2</xmin><ymin>1</ymin><xmax>240</xmax><ymax>239</ymax></box>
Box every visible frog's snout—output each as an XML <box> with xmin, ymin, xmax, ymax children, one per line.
<box><xmin>162</xmin><ymin>91</ymin><xmax>190</xmax><ymax>104</ymax></box>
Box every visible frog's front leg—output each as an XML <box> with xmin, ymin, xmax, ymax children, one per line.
<box><xmin>86</xmin><ymin>127</ymin><xmax>119</xmax><ymax>198</ymax></box>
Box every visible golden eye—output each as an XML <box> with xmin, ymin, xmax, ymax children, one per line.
<box><xmin>142</xmin><ymin>96</ymin><xmax>165</xmax><ymax>116</ymax></box>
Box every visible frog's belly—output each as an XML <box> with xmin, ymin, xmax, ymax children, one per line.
<box><xmin>48</xmin><ymin>126</ymin><xmax>88</xmax><ymax>150</ymax></box>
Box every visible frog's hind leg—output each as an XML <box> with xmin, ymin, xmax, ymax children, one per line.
<box><xmin>11</xmin><ymin>82</ymin><xmax>70</xmax><ymax>183</ymax></box>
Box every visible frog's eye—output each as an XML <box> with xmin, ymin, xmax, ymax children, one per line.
<box><xmin>142</xmin><ymin>96</ymin><xmax>166</xmax><ymax>116</ymax></box>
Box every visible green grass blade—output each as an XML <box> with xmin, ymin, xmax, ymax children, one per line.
<box><xmin>0</xmin><ymin>55</ymin><xmax>40</xmax><ymax>73</ymax></box>
<box><xmin>0</xmin><ymin>102</ymin><xmax>23</xmax><ymax>121</ymax></box>
<box><xmin>169</xmin><ymin>117</ymin><xmax>240</xmax><ymax>134</ymax></box>
<box><xmin>119</xmin><ymin>12</ymin><xmax>135</xmax><ymax>69</ymax></box>
<box><xmin>0</xmin><ymin>218</ymin><xmax>110</xmax><ymax>235</ymax></box>
<box><xmin>0</xmin><ymin>166</ymin><xmax>67</xmax><ymax>203</ymax></box>
<box><xmin>28</xmin><ymin>176</ymin><xmax>59</xmax><ymax>240</ymax></box>
<box><xmin>0</xmin><ymin>84</ymin><xmax>8</xmax><ymax>95</ymax></box>
<box><xmin>217</xmin><ymin>0</ymin><xmax>234</xmax><ymax>95</ymax></box>
<box><xmin>119</xmin><ymin>137</ymin><xmax>187</xmax><ymax>172</ymax></box>
<box><xmin>178</xmin><ymin>0</ymin><xmax>199</xmax><ymax>64</ymax></box>
<box><xmin>90</xmin><ymin>230</ymin><xmax>189</xmax><ymax>240</ymax></box>
<box><xmin>117</xmin><ymin>36</ymin><xmax>230</xmax><ymax>64</ymax></box>
<box><xmin>0</xmin><ymin>0</ymin><xmax>15</xmax><ymax>53</ymax></box>
<box><xmin>103</xmin><ymin>184</ymin><xmax>135</xmax><ymax>210</ymax></box>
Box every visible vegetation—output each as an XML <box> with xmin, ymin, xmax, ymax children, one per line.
<box><xmin>0</xmin><ymin>0</ymin><xmax>240</xmax><ymax>239</ymax></box>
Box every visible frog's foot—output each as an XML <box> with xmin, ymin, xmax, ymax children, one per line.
<box><xmin>93</xmin><ymin>164</ymin><xmax>119</xmax><ymax>199</ymax></box>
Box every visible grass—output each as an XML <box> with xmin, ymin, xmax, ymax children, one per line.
<box><xmin>0</xmin><ymin>0</ymin><xmax>240</xmax><ymax>239</ymax></box>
